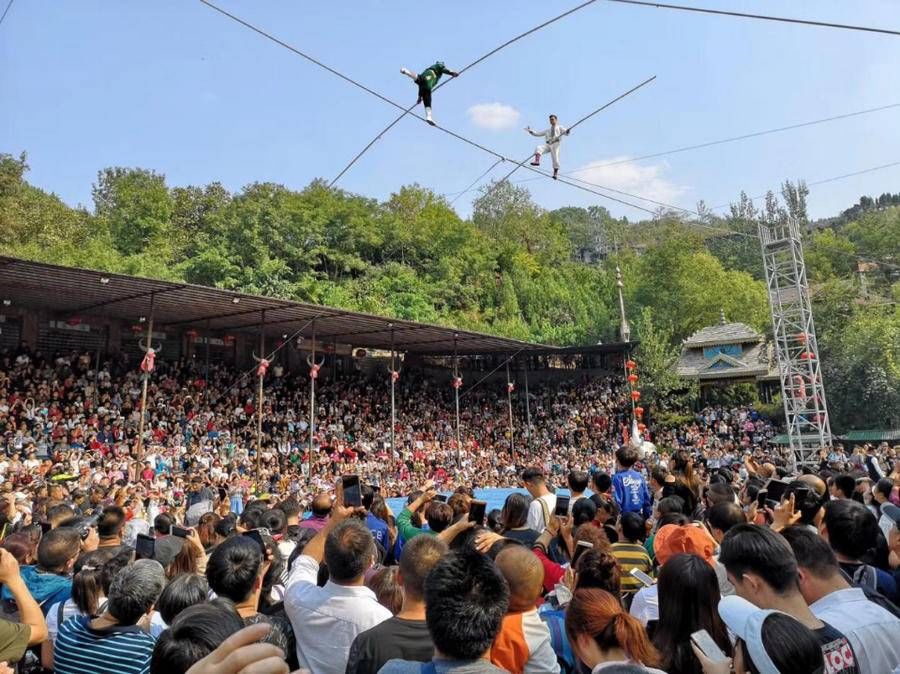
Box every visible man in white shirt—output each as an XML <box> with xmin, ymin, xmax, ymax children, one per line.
<box><xmin>781</xmin><ymin>525</ymin><xmax>900</xmax><ymax>674</ymax></box>
<box><xmin>284</xmin><ymin>500</ymin><xmax>391</xmax><ymax>674</ymax></box>
<box><xmin>526</xmin><ymin>115</ymin><xmax>570</xmax><ymax>179</ymax></box>
<box><xmin>522</xmin><ymin>466</ymin><xmax>556</xmax><ymax>533</ymax></box>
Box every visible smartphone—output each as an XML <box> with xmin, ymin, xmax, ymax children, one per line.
<box><xmin>135</xmin><ymin>534</ymin><xmax>155</xmax><ymax>560</ymax></box>
<box><xmin>690</xmin><ymin>629</ymin><xmax>729</xmax><ymax>663</ymax></box>
<box><xmin>764</xmin><ymin>478</ymin><xmax>790</xmax><ymax>503</ymax></box>
<box><xmin>630</xmin><ymin>568</ymin><xmax>654</xmax><ymax>587</ymax></box>
<box><xmin>554</xmin><ymin>495</ymin><xmax>571</xmax><ymax>517</ymax></box>
<box><xmin>243</xmin><ymin>529</ymin><xmax>266</xmax><ymax>554</ymax></box>
<box><xmin>342</xmin><ymin>475</ymin><xmax>362</xmax><ymax>508</ymax></box>
<box><xmin>469</xmin><ymin>500</ymin><xmax>487</xmax><ymax>525</ymax></box>
<box><xmin>433</xmin><ymin>494</ymin><xmax>448</xmax><ymax>503</ymax></box>
<box><xmin>793</xmin><ymin>486</ymin><xmax>811</xmax><ymax>505</ymax></box>
<box><xmin>171</xmin><ymin>525</ymin><xmax>190</xmax><ymax>538</ymax></box>
<box><xmin>756</xmin><ymin>489</ymin><xmax>768</xmax><ymax>508</ymax></box>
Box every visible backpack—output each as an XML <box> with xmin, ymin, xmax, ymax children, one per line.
<box><xmin>842</xmin><ymin>566</ymin><xmax>900</xmax><ymax>619</ymax></box>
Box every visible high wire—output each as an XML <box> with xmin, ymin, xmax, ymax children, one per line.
<box><xmin>200</xmin><ymin>0</ymin><xmax>658</xmax><ymax>215</ymax></box>
<box><xmin>328</xmin><ymin>0</ymin><xmax>605</xmax><ymax>187</ymax></box>
<box><xmin>198</xmin><ymin>0</ymin><xmax>897</xmax><ymax>272</ymax></box>
<box><xmin>0</xmin><ymin>0</ymin><xmax>15</xmax><ymax>27</ymax></box>
<box><xmin>506</xmin><ymin>102</ymin><xmax>900</xmax><ymax>187</ymax></box>
<box><xmin>601</xmin><ymin>0</ymin><xmax>900</xmax><ymax>37</ymax></box>
<box><xmin>474</xmin><ymin>76</ymin><xmax>656</xmax><ymax>202</ymax></box>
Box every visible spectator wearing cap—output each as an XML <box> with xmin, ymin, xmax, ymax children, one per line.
<box><xmin>53</xmin><ymin>559</ymin><xmax>165</xmax><ymax>674</ymax></box>
<box><xmin>781</xmin><ymin>525</ymin><xmax>900</xmax><ymax>674</ymax></box>
<box><xmin>629</xmin><ymin>523</ymin><xmax>716</xmax><ymax>626</ymax></box>
<box><xmin>285</xmin><ymin>501</ymin><xmax>391</xmax><ymax>673</ymax></box>
<box><xmin>698</xmin><ymin>595</ymin><xmax>825</xmax><ymax>674</ymax></box>
<box><xmin>718</xmin><ymin>524</ymin><xmax>860</xmax><ymax>674</ymax></box>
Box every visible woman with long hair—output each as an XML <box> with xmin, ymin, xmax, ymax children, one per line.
<box><xmin>500</xmin><ymin>492</ymin><xmax>539</xmax><ymax>546</ymax></box>
<box><xmin>565</xmin><ymin>588</ymin><xmax>665</xmax><ymax>673</ymax></box>
<box><xmin>652</xmin><ymin>553</ymin><xmax>731</xmax><ymax>674</ymax></box>
<box><xmin>671</xmin><ymin>449</ymin><xmax>701</xmax><ymax>516</ymax></box>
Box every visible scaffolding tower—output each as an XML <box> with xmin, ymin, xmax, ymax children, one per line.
<box><xmin>758</xmin><ymin>218</ymin><xmax>832</xmax><ymax>468</ymax></box>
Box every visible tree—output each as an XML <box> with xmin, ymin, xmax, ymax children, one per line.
<box><xmin>92</xmin><ymin>168</ymin><xmax>174</xmax><ymax>257</ymax></box>
<box><xmin>633</xmin><ymin>307</ymin><xmax>697</xmax><ymax>411</ymax></box>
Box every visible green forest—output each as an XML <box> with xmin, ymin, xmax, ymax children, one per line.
<box><xmin>1</xmin><ymin>152</ymin><xmax>898</xmax><ymax>431</ymax></box>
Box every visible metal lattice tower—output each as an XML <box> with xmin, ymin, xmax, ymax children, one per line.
<box><xmin>758</xmin><ymin>218</ymin><xmax>832</xmax><ymax>467</ymax></box>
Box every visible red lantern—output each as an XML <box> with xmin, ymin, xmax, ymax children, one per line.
<box><xmin>627</xmin><ymin>373</ymin><xmax>638</xmax><ymax>384</ymax></box>
<box><xmin>223</xmin><ymin>335</ymin><xmax>235</xmax><ymax>345</ymax></box>
<box><xmin>185</xmin><ymin>329</ymin><xmax>198</xmax><ymax>340</ymax></box>
<box><xmin>66</xmin><ymin>317</ymin><xmax>82</xmax><ymax>326</ymax></box>
<box><xmin>800</xmin><ymin>351</ymin><xmax>815</xmax><ymax>360</ymax></box>
<box><xmin>631</xmin><ymin>390</ymin><xmax>641</xmax><ymax>401</ymax></box>
<box><xmin>131</xmin><ymin>324</ymin><xmax>143</xmax><ymax>334</ymax></box>
<box><xmin>625</xmin><ymin>360</ymin><xmax>637</xmax><ymax>370</ymax></box>
<box><xmin>634</xmin><ymin>406</ymin><xmax>644</xmax><ymax>418</ymax></box>
<box><xmin>796</xmin><ymin>333</ymin><xmax>808</xmax><ymax>343</ymax></box>
<box><xmin>637</xmin><ymin>423</ymin><xmax>647</xmax><ymax>432</ymax></box>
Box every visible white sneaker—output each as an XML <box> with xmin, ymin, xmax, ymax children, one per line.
<box><xmin>425</xmin><ymin>108</ymin><xmax>436</xmax><ymax>126</ymax></box>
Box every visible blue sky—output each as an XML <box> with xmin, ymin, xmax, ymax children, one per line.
<box><xmin>2</xmin><ymin>0</ymin><xmax>899</xmax><ymax>220</ymax></box>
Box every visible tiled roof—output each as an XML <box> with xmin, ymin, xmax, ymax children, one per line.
<box><xmin>683</xmin><ymin>322</ymin><xmax>761</xmax><ymax>346</ymax></box>
<box><xmin>677</xmin><ymin>340</ymin><xmax>776</xmax><ymax>380</ymax></box>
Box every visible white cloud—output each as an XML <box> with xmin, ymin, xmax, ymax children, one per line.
<box><xmin>466</xmin><ymin>102</ymin><xmax>521</xmax><ymax>131</ymax></box>
<box><xmin>569</xmin><ymin>157</ymin><xmax>687</xmax><ymax>207</ymax></box>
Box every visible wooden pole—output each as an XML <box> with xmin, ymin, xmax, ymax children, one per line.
<box><xmin>453</xmin><ymin>334</ymin><xmax>461</xmax><ymax>466</ymax></box>
<box><xmin>390</xmin><ymin>325</ymin><xmax>396</xmax><ymax>459</ymax></box>
<box><xmin>308</xmin><ymin>321</ymin><xmax>316</xmax><ymax>483</ymax></box>
<box><xmin>506</xmin><ymin>359</ymin><xmax>515</xmax><ymax>458</ymax></box>
<box><xmin>136</xmin><ymin>294</ymin><xmax>155</xmax><ymax>462</ymax></box>
<box><xmin>256</xmin><ymin>311</ymin><xmax>265</xmax><ymax>490</ymax></box>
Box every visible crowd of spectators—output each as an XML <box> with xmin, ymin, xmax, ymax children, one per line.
<box><xmin>0</xmin><ymin>345</ymin><xmax>898</xmax><ymax>674</ymax></box>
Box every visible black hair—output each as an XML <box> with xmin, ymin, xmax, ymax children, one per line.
<box><xmin>205</xmin><ymin>535</ymin><xmax>262</xmax><ymax>603</ymax></box>
<box><xmin>832</xmin><ymin>474</ymin><xmax>856</xmax><ymax>500</ymax></box>
<box><xmin>150</xmin><ymin>601</ymin><xmax>245</xmax><ymax>674</ymax></box>
<box><xmin>779</xmin><ymin>525</ymin><xmax>839</xmax><ymax>580</ymax></box>
<box><xmin>278</xmin><ymin>498</ymin><xmax>302</xmax><ymax>518</ymax></box>
<box><xmin>424</xmin><ymin>502</ymin><xmax>454</xmax><ymax>533</ymax></box>
<box><xmin>399</xmin><ymin>535</ymin><xmax>449</xmax><ymax>601</ymax></box>
<box><xmin>656</xmin><ymin>495</ymin><xmax>685</xmax><ymax>516</ymax></box>
<box><xmin>704</xmin><ymin>482</ymin><xmax>734</xmax><ymax>507</ymax></box>
<box><xmin>707</xmin><ymin>501</ymin><xmax>746</xmax><ymax>535</ymax></box>
<box><xmin>97</xmin><ymin>506</ymin><xmax>126</xmax><ymax>539</ymax></box>
<box><xmin>574</xmin><ymin>550</ymin><xmax>620</xmax><ymax>595</ymax></box>
<box><xmin>37</xmin><ymin>527</ymin><xmax>81</xmax><ymax>572</ymax></box>
<box><xmin>324</xmin><ymin>519</ymin><xmax>375</xmax><ymax>583</ymax></box>
<box><xmin>875</xmin><ymin>478</ymin><xmax>893</xmax><ymax>500</ymax></box>
<box><xmin>620</xmin><ymin>512</ymin><xmax>646</xmax><ymax>543</ymax></box>
<box><xmin>71</xmin><ymin>548</ymin><xmax>118</xmax><ymax>616</ymax></box>
<box><xmin>616</xmin><ymin>446</ymin><xmax>639</xmax><ymax>468</ymax></box>
<box><xmin>260</xmin><ymin>509</ymin><xmax>286</xmax><ymax>535</ymax></box>
<box><xmin>500</xmin><ymin>493</ymin><xmax>531</xmax><ymax>531</ymax></box>
<box><xmin>823</xmin><ymin>499</ymin><xmax>878</xmax><ymax>561</ymax></box>
<box><xmin>424</xmin><ymin>550</ymin><xmax>509</xmax><ymax>660</ymax></box>
<box><xmin>361</xmin><ymin>484</ymin><xmax>375</xmax><ymax>510</ymax></box>
<box><xmin>572</xmin><ymin>497</ymin><xmax>598</xmax><ymax>527</ymax></box>
<box><xmin>486</xmin><ymin>509</ymin><xmax>504</xmax><ymax>533</ymax></box>
<box><xmin>238</xmin><ymin>502</ymin><xmax>267</xmax><ymax>530</ymax></box>
<box><xmin>521</xmin><ymin>467</ymin><xmax>545</xmax><ymax>484</ymax></box>
<box><xmin>158</xmin><ymin>573</ymin><xmax>210</xmax><ymax>624</ymax></box>
<box><xmin>568</xmin><ymin>470</ymin><xmax>589</xmax><ymax>493</ymax></box>
<box><xmin>719</xmin><ymin>524</ymin><xmax>799</xmax><ymax>595</ymax></box>
<box><xmin>655</xmin><ymin>512</ymin><xmax>689</xmax><ymax>531</ymax></box>
<box><xmin>742</xmin><ymin>612</ymin><xmax>824</xmax><ymax>674</ymax></box>
<box><xmin>592</xmin><ymin>472</ymin><xmax>612</xmax><ymax>493</ymax></box>
<box><xmin>154</xmin><ymin>513</ymin><xmax>173</xmax><ymax>536</ymax></box>
<box><xmin>214</xmin><ymin>515</ymin><xmax>236</xmax><ymax>539</ymax></box>
<box><xmin>653</xmin><ymin>553</ymin><xmax>731</xmax><ymax>674</ymax></box>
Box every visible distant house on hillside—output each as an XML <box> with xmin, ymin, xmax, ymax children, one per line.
<box><xmin>677</xmin><ymin>311</ymin><xmax>779</xmax><ymax>399</ymax></box>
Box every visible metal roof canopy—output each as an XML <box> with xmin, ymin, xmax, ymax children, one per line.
<box><xmin>0</xmin><ymin>256</ymin><xmax>552</xmax><ymax>355</ymax></box>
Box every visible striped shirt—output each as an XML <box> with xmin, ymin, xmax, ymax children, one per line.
<box><xmin>54</xmin><ymin>615</ymin><xmax>156</xmax><ymax>674</ymax></box>
<box><xmin>611</xmin><ymin>542</ymin><xmax>654</xmax><ymax>594</ymax></box>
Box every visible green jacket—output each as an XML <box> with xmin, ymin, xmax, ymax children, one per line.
<box><xmin>397</xmin><ymin>506</ymin><xmax>436</xmax><ymax>541</ymax></box>
<box><xmin>419</xmin><ymin>63</ymin><xmax>452</xmax><ymax>91</ymax></box>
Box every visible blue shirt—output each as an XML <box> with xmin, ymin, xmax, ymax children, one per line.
<box><xmin>366</xmin><ymin>512</ymin><xmax>390</xmax><ymax>549</ymax></box>
<box><xmin>612</xmin><ymin>469</ymin><xmax>652</xmax><ymax>519</ymax></box>
<box><xmin>54</xmin><ymin>616</ymin><xmax>156</xmax><ymax>674</ymax></box>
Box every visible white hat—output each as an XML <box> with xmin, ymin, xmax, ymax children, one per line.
<box><xmin>717</xmin><ymin>596</ymin><xmax>781</xmax><ymax>674</ymax></box>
